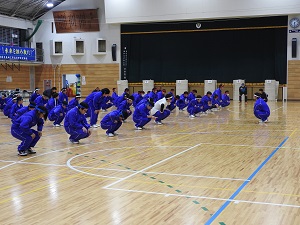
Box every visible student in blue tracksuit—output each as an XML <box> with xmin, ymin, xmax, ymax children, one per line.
<box><xmin>117</xmin><ymin>95</ymin><xmax>134</xmax><ymax>121</ymax></box>
<box><xmin>133</xmin><ymin>100</ymin><xmax>155</xmax><ymax>130</ymax></box>
<box><xmin>10</xmin><ymin>97</ymin><xmax>24</xmax><ymax>120</ymax></box>
<box><xmin>90</xmin><ymin>88</ymin><xmax>110</xmax><ymax>127</ymax></box>
<box><xmin>114</xmin><ymin>88</ymin><xmax>130</xmax><ymax>107</ymax></box>
<box><xmin>221</xmin><ymin>90</ymin><xmax>230</xmax><ymax>107</ymax></box>
<box><xmin>29</xmin><ymin>88</ymin><xmax>40</xmax><ymax>102</ymax></box>
<box><xmin>212</xmin><ymin>84</ymin><xmax>224</xmax><ymax>104</ymax></box>
<box><xmin>157</xmin><ymin>89</ymin><xmax>166</xmax><ymax>101</ymax></box>
<box><xmin>46</xmin><ymin>92</ymin><xmax>59</xmax><ymax>112</ymax></box>
<box><xmin>201</xmin><ymin>91</ymin><xmax>213</xmax><ymax>113</ymax></box>
<box><xmin>211</xmin><ymin>94</ymin><xmax>220</xmax><ymax>109</ymax></box>
<box><xmin>167</xmin><ymin>95</ymin><xmax>180</xmax><ymax>112</ymax></box>
<box><xmin>11</xmin><ymin>105</ymin><xmax>48</xmax><ymax>156</ymax></box>
<box><xmin>101</xmin><ymin>96</ymin><xmax>113</xmax><ymax>111</ymax></box>
<box><xmin>14</xmin><ymin>102</ymin><xmax>36</xmax><ymax>121</ymax></box>
<box><xmin>188</xmin><ymin>90</ymin><xmax>197</xmax><ymax>102</ymax></box>
<box><xmin>100</xmin><ymin>110</ymin><xmax>129</xmax><ymax>137</ymax></box>
<box><xmin>0</xmin><ymin>93</ymin><xmax>7</xmax><ymax>110</ymax></box>
<box><xmin>111</xmin><ymin>88</ymin><xmax>118</xmax><ymax>105</ymax></box>
<box><xmin>58</xmin><ymin>88</ymin><xmax>68</xmax><ymax>105</ymax></box>
<box><xmin>253</xmin><ymin>92</ymin><xmax>270</xmax><ymax>123</ymax></box>
<box><xmin>34</xmin><ymin>91</ymin><xmax>49</xmax><ymax>107</ymax></box>
<box><xmin>132</xmin><ymin>91</ymin><xmax>144</xmax><ymax>107</ymax></box>
<box><xmin>187</xmin><ymin>95</ymin><xmax>203</xmax><ymax>118</ymax></box>
<box><xmin>48</xmin><ymin>101</ymin><xmax>68</xmax><ymax>127</ymax></box>
<box><xmin>177</xmin><ymin>91</ymin><xmax>189</xmax><ymax>111</ymax></box>
<box><xmin>4</xmin><ymin>96</ymin><xmax>17</xmax><ymax>117</ymax></box>
<box><xmin>64</xmin><ymin>102</ymin><xmax>92</xmax><ymax>144</ymax></box>
<box><xmin>67</xmin><ymin>95</ymin><xmax>81</xmax><ymax>111</ymax></box>
<box><xmin>149</xmin><ymin>88</ymin><xmax>158</xmax><ymax>103</ymax></box>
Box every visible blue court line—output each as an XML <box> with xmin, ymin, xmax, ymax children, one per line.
<box><xmin>205</xmin><ymin>136</ymin><xmax>289</xmax><ymax>225</ymax></box>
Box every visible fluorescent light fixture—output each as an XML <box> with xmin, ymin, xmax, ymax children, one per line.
<box><xmin>46</xmin><ymin>1</ymin><xmax>54</xmax><ymax>8</ymax></box>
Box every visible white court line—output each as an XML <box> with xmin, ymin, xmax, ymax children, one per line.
<box><xmin>272</xmin><ymin>106</ymin><xmax>283</xmax><ymax>112</ymax></box>
<box><xmin>103</xmin><ymin>143</ymin><xmax>202</xmax><ymax>189</ymax></box>
<box><xmin>105</xmin><ymin>187</ymin><xmax>300</xmax><ymax>209</ymax></box>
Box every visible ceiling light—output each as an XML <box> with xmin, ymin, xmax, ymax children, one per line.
<box><xmin>46</xmin><ymin>1</ymin><xmax>54</xmax><ymax>8</ymax></box>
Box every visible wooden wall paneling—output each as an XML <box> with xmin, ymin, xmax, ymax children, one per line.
<box><xmin>0</xmin><ymin>65</ymin><xmax>30</xmax><ymax>90</ymax></box>
<box><xmin>287</xmin><ymin>60</ymin><xmax>300</xmax><ymax>100</ymax></box>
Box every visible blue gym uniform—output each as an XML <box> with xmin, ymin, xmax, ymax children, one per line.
<box><xmin>67</xmin><ymin>98</ymin><xmax>79</xmax><ymax>111</ymax></box>
<box><xmin>221</xmin><ymin>94</ymin><xmax>230</xmax><ymax>107</ymax></box>
<box><xmin>64</xmin><ymin>107</ymin><xmax>91</xmax><ymax>142</ymax></box>
<box><xmin>133</xmin><ymin>103</ymin><xmax>151</xmax><ymax>128</ymax></box>
<box><xmin>254</xmin><ymin>97</ymin><xmax>270</xmax><ymax>122</ymax></box>
<box><xmin>11</xmin><ymin>109</ymin><xmax>44</xmax><ymax>154</ymax></box>
<box><xmin>58</xmin><ymin>91</ymin><xmax>68</xmax><ymax>105</ymax></box>
<box><xmin>100</xmin><ymin>110</ymin><xmax>123</xmax><ymax>135</ymax></box>
<box><xmin>187</xmin><ymin>99</ymin><xmax>203</xmax><ymax>115</ymax></box>
<box><xmin>48</xmin><ymin>105</ymin><xmax>66</xmax><ymax>126</ymax></box>
<box><xmin>10</xmin><ymin>103</ymin><xmax>23</xmax><ymax>120</ymax></box>
<box><xmin>34</xmin><ymin>96</ymin><xmax>48</xmax><ymax>106</ymax></box>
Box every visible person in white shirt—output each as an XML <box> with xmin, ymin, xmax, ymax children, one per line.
<box><xmin>150</xmin><ymin>94</ymin><xmax>172</xmax><ymax>125</ymax></box>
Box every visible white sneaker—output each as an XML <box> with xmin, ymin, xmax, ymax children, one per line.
<box><xmin>107</xmin><ymin>133</ymin><xmax>114</xmax><ymax>137</ymax></box>
<box><xmin>155</xmin><ymin>121</ymin><xmax>162</xmax><ymax>125</ymax></box>
<box><xmin>69</xmin><ymin>139</ymin><xmax>79</xmax><ymax>144</ymax></box>
<box><xmin>135</xmin><ymin>126</ymin><xmax>143</xmax><ymax>130</ymax></box>
<box><xmin>189</xmin><ymin>114</ymin><xmax>195</xmax><ymax>118</ymax></box>
<box><xmin>92</xmin><ymin>124</ymin><xmax>99</xmax><ymax>128</ymax></box>
<box><xmin>53</xmin><ymin>124</ymin><xmax>61</xmax><ymax>127</ymax></box>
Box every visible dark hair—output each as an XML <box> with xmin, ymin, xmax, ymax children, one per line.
<box><xmin>192</xmin><ymin>89</ymin><xmax>197</xmax><ymax>93</ymax></box>
<box><xmin>259</xmin><ymin>89</ymin><xmax>263</xmax><ymax>92</ymax></box>
<box><xmin>101</xmin><ymin>88</ymin><xmax>110</xmax><ymax>94</ymax></box>
<box><xmin>225</xmin><ymin>90</ymin><xmax>229</xmax><ymax>93</ymax></box>
<box><xmin>196</xmin><ymin>95</ymin><xmax>202</xmax><ymax>98</ymax></box>
<box><xmin>183</xmin><ymin>91</ymin><xmax>189</xmax><ymax>95</ymax></box>
<box><xmin>62</xmin><ymin>101</ymin><xmax>68</xmax><ymax>106</ymax></box>
<box><xmin>28</xmin><ymin>102</ymin><xmax>36</xmax><ymax>108</ymax></box>
<box><xmin>78</xmin><ymin>102</ymin><xmax>89</xmax><ymax>109</ymax></box>
<box><xmin>124</xmin><ymin>88</ymin><xmax>129</xmax><ymax>92</ymax></box>
<box><xmin>124</xmin><ymin>93</ymin><xmax>130</xmax><ymax>99</ymax></box>
<box><xmin>165</xmin><ymin>94</ymin><xmax>172</xmax><ymax>99</ymax></box>
<box><xmin>219</xmin><ymin>84</ymin><xmax>224</xmax><ymax>88</ymax></box>
<box><xmin>128</xmin><ymin>95</ymin><xmax>135</xmax><ymax>101</ymax></box>
<box><xmin>207</xmin><ymin>91</ymin><xmax>212</xmax><ymax>95</ymax></box>
<box><xmin>51</xmin><ymin>87</ymin><xmax>57</xmax><ymax>90</ymax></box>
<box><xmin>52</xmin><ymin>93</ymin><xmax>59</xmax><ymax>98</ymax></box>
<box><xmin>120</xmin><ymin>110</ymin><xmax>129</xmax><ymax>120</ymax></box>
<box><xmin>36</xmin><ymin>105</ymin><xmax>48</xmax><ymax>120</ymax></box>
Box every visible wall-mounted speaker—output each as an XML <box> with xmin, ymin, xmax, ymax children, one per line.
<box><xmin>292</xmin><ymin>38</ymin><xmax>297</xmax><ymax>58</ymax></box>
<box><xmin>112</xmin><ymin>44</ymin><xmax>117</xmax><ymax>61</ymax></box>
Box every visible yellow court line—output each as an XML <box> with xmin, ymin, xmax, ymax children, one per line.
<box><xmin>0</xmin><ymin>124</ymin><xmax>205</xmax><ymax>205</ymax></box>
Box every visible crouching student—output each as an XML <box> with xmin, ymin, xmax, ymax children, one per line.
<box><xmin>221</xmin><ymin>90</ymin><xmax>230</xmax><ymax>107</ymax></box>
<box><xmin>117</xmin><ymin>95</ymin><xmax>134</xmax><ymax>122</ymax></box>
<box><xmin>11</xmin><ymin>105</ymin><xmax>48</xmax><ymax>156</ymax></box>
<box><xmin>253</xmin><ymin>92</ymin><xmax>270</xmax><ymax>123</ymax></box>
<box><xmin>100</xmin><ymin>110</ymin><xmax>129</xmax><ymax>137</ymax></box>
<box><xmin>13</xmin><ymin>102</ymin><xmax>36</xmax><ymax>122</ymax></box>
<box><xmin>48</xmin><ymin>101</ymin><xmax>68</xmax><ymax>127</ymax></box>
<box><xmin>64</xmin><ymin>102</ymin><xmax>92</xmax><ymax>144</ymax></box>
<box><xmin>187</xmin><ymin>95</ymin><xmax>203</xmax><ymax>118</ymax></box>
<box><xmin>150</xmin><ymin>93</ymin><xmax>172</xmax><ymax>125</ymax></box>
<box><xmin>133</xmin><ymin>100</ymin><xmax>155</xmax><ymax>130</ymax></box>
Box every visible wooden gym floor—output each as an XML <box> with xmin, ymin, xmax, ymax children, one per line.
<box><xmin>0</xmin><ymin>100</ymin><xmax>300</xmax><ymax>225</ymax></box>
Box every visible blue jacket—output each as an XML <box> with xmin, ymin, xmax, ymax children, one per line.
<box><xmin>10</xmin><ymin>103</ymin><xmax>23</xmax><ymax>120</ymax></box>
<box><xmin>30</xmin><ymin>92</ymin><xmax>40</xmax><ymax>102</ymax></box>
<box><xmin>188</xmin><ymin>92</ymin><xmax>196</xmax><ymax>101</ymax></box>
<box><xmin>111</xmin><ymin>92</ymin><xmax>118</xmax><ymax>104</ymax></box>
<box><xmin>149</xmin><ymin>91</ymin><xmax>158</xmax><ymax>102</ymax></box>
<box><xmin>118</xmin><ymin>100</ymin><xmax>131</xmax><ymax>111</ymax></box>
<box><xmin>67</xmin><ymin>98</ymin><xmax>79</xmax><ymax>111</ymax></box>
<box><xmin>222</xmin><ymin>94</ymin><xmax>230</xmax><ymax>104</ymax></box>
<box><xmin>157</xmin><ymin>91</ymin><xmax>165</xmax><ymax>101</ymax></box>
<box><xmin>187</xmin><ymin>99</ymin><xmax>203</xmax><ymax>111</ymax></box>
<box><xmin>201</xmin><ymin>95</ymin><xmax>211</xmax><ymax>107</ymax></box>
<box><xmin>49</xmin><ymin>105</ymin><xmax>65</xmax><ymax>119</ymax></box>
<box><xmin>3</xmin><ymin>100</ymin><xmax>15</xmax><ymax>117</ymax></box>
<box><xmin>254</xmin><ymin>98</ymin><xmax>270</xmax><ymax>115</ymax></box>
<box><xmin>93</xmin><ymin>91</ymin><xmax>105</xmax><ymax>110</ymax></box>
<box><xmin>34</xmin><ymin>96</ymin><xmax>48</xmax><ymax>106</ymax></box>
<box><xmin>133</xmin><ymin>103</ymin><xmax>150</xmax><ymax>119</ymax></box>
<box><xmin>14</xmin><ymin>106</ymin><xmax>31</xmax><ymax>121</ymax></box>
<box><xmin>58</xmin><ymin>92</ymin><xmax>68</xmax><ymax>105</ymax></box>
<box><xmin>46</xmin><ymin>97</ymin><xmax>58</xmax><ymax>112</ymax></box>
<box><xmin>12</xmin><ymin>109</ymin><xmax>44</xmax><ymax>135</ymax></box>
<box><xmin>83</xmin><ymin>92</ymin><xmax>96</xmax><ymax>105</ymax></box>
<box><xmin>64</xmin><ymin>107</ymin><xmax>90</xmax><ymax>130</ymax></box>
<box><xmin>101</xmin><ymin>110</ymin><xmax>122</xmax><ymax>125</ymax></box>
<box><xmin>212</xmin><ymin>88</ymin><xmax>222</xmax><ymax>102</ymax></box>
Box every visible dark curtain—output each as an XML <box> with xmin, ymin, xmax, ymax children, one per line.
<box><xmin>122</xmin><ymin>21</ymin><xmax>287</xmax><ymax>84</ymax></box>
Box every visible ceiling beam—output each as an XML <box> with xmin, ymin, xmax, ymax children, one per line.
<box><xmin>10</xmin><ymin>0</ymin><xmax>26</xmax><ymax>17</ymax></box>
